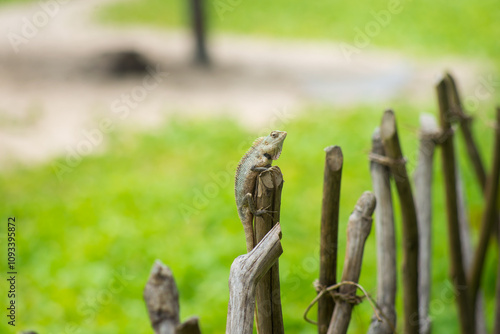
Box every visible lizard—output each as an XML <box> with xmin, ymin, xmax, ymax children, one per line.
<box><xmin>235</xmin><ymin>130</ymin><xmax>287</xmax><ymax>253</ymax></box>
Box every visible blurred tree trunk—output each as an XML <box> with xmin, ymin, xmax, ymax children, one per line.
<box><xmin>190</xmin><ymin>0</ymin><xmax>210</xmax><ymax>65</ymax></box>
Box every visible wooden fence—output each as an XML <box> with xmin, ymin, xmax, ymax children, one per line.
<box><xmin>143</xmin><ymin>73</ymin><xmax>500</xmax><ymax>334</ymax></box>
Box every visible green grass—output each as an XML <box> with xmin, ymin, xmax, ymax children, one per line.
<box><xmin>98</xmin><ymin>0</ymin><xmax>500</xmax><ymax>66</ymax></box>
<box><xmin>1</xmin><ymin>102</ymin><xmax>498</xmax><ymax>333</ymax></box>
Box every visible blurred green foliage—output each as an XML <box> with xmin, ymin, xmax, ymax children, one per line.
<box><xmin>99</xmin><ymin>0</ymin><xmax>500</xmax><ymax>66</ymax></box>
<box><xmin>1</xmin><ymin>102</ymin><xmax>498</xmax><ymax>333</ymax></box>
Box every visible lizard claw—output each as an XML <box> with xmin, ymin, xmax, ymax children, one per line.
<box><xmin>254</xmin><ymin>204</ymin><xmax>276</xmax><ymax>217</ymax></box>
<box><xmin>251</xmin><ymin>165</ymin><xmax>271</xmax><ymax>172</ymax></box>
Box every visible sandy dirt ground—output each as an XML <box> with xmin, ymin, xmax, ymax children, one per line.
<box><xmin>0</xmin><ymin>0</ymin><xmax>489</xmax><ymax>168</ymax></box>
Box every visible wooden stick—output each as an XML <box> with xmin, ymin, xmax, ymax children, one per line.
<box><xmin>318</xmin><ymin>146</ymin><xmax>343</xmax><ymax>334</ymax></box>
<box><xmin>226</xmin><ymin>223</ymin><xmax>283</xmax><ymax>334</ymax></box>
<box><xmin>379</xmin><ymin>109</ymin><xmax>420</xmax><ymax>334</ymax></box>
<box><xmin>445</xmin><ymin>73</ymin><xmax>487</xmax><ymax>190</ymax></box>
<box><xmin>469</xmin><ymin>107</ymin><xmax>500</xmax><ymax>310</ymax></box>
<box><xmin>456</xmin><ymin>163</ymin><xmax>488</xmax><ymax>334</ymax></box>
<box><xmin>144</xmin><ymin>260</ymin><xmax>181</xmax><ymax>334</ymax></box>
<box><xmin>367</xmin><ymin>129</ymin><xmax>397</xmax><ymax>334</ymax></box>
<box><xmin>446</xmin><ymin>72</ymin><xmax>490</xmax><ymax>334</ymax></box>
<box><xmin>176</xmin><ymin>317</ymin><xmax>202</xmax><ymax>334</ymax></box>
<box><xmin>436</xmin><ymin>78</ymin><xmax>474</xmax><ymax>333</ymax></box>
<box><xmin>494</xmin><ymin>196</ymin><xmax>500</xmax><ymax>333</ymax></box>
<box><xmin>254</xmin><ymin>167</ymin><xmax>285</xmax><ymax>334</ymax></box>
<box><xmin>327</xmin><ymin>191</ymin><xmax>376</xmax><ymax>334</ymax></box>
<box><xmin>447</xmin><ymin>72</ymin><xmax>500</xmax><ymax>239</ymax></box>
<box><xmin>413</xmin><ymin>114</ymin><xmax>439</xmax><ymax>334</ymax></box>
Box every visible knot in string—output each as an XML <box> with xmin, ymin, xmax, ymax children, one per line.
<box><xmin>305</xmin><ymin>280</ymin><xmax>396</xmax><ymax>332</ymax></box>
<box><xmin>304</xmin><ymin>280</ymin><xmax>379</xmax><ymax>325</ymax></box>
<box><xmin>429</xmin><ymin>127</ymin><xmax>455</xmax><ymax>145</ymax></box>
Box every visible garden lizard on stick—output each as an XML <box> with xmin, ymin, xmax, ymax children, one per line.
<box><xmin>235</xmin><ymin>130</ymin><xmax>287</xmax><ymax>253</ymax></box>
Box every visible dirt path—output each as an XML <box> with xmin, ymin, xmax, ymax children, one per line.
<box><xmin>0</xmin><ymin>0</ymin><xmax>488</xmax><ymax>167</ymax></box>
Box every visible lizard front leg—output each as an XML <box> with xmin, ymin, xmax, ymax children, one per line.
<box><xmin>242</xmin><ymin>192</ymin><xmax>275</xmax><ymax>253</ymax></box>
<box><xmin>251</xmin><ymin>165</ymin><xmax>271</xmax><ymax>173</ymax></box>
<box><xmin>244</xmin><ymin>192</ymin><xmax>274</xmax><ymax>218</ymax></box>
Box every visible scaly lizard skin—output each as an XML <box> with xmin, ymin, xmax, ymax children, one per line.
<box><xmin>235</xmin><ymin>130</ymin><xmax>287</xmax><ymax>252</ymax></box>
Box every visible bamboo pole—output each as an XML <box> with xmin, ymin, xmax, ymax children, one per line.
<box><xmin>254</xmin><ymin>166</ymin><xmax>285</xmax><ymax>334</ymax></box>
<box><xmin>469</xmin><ymin>107</ymin><xmax>500</xmax><ymax>310</ymax></box>
<box><xmin>367</xmin><ymin>129</ymin><xmax>397</xmax><ymax>334</ymax></box>
<box><xmin>318</xmin><ymin>146</ymin><xmax>343</xmax><ymax>334</ymax></box>
<box><xmin>327</xmin><ymin>191</ymin><xmax>376</xmax><ymax>334</ymax></box>
<box><xmin>226</xmin><ymin>223</ymin><xmax>283</xmax><ymax>334</ymax></box>
<box><xmin>436</xmin><ymin>78</ymin><xmax>474</xmax><ymax>333</ymax></box>
<box><xmin>413</xmin><ymin>114</ymin><xmax>439</xmax><ymax>334</ymax></box>
<box><xmin>379</xmin><ymin>109</ymin><xmax>420</xmax><ymax>334</ymax></box>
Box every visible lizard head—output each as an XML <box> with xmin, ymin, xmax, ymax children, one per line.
<box><xmin>262</xmin><ymin>130</ymin><xmax>287</xmax><ymax>160</ymax></box>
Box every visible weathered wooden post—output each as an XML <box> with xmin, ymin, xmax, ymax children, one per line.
<box><xmin>318</xmin><ymin>146</ymin><xmax>343</xmax><ymax>334</ymax></box>
<box><xmin>226</xmin><ymin>223</ymin><xmax>283</xmax><ymax>334</ymax></box>
<box><xmin>413</xmin><ymin>114</ymin><xmax>439</xmax><ymax>334</ymax></box>
<box><xmin>254</xmin><ymin>167</ymin><xmax>285</xmax><ymax>334</ymax></box>
<box><xmin>379</xmin><ymin>109</ymin><xmax>420</xmax><ymax>334</ymax></box>
<box><xmin>327</xmin><ymin>191</ymin><xmax>376</xmax><ymax>334</ymax></box>
<box><xmin>436</xmin><ymin>78</ymin><xmax>474</xmax><ymax>333</ymax></box>
<box><xmin>144</xmin><ymin>260</ymin><xmax>201</xmax><ymax>334</ymax></box>
<box><xmin>367</xmin><ymin>129</ymin><xmax>397</xmax><ymax>334</ymax></box>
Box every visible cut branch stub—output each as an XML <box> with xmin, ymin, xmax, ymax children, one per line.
<box><xmin>176</xmin><ymin>317</ymin><xmax>202</xmax><ymax>334</ymax></box>
<box><xmin>144</xmin><ymin>260</ymin><xmax>180</xmax><ymax>334</ymax></box>
<box><xmin>327</xmin><ymin>191</ymin><xmax>376</xmax><ymax>334</ymax></box>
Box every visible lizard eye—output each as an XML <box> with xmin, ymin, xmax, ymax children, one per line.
<box><xmin>271</xmin><ymin>131</ymin><xmax>278</xmax><ymax>138</ymax></box>
<box><xmin>264</xmin><ymin>153</ymin><xmax>272</xmax><ymax>159</ymax></box>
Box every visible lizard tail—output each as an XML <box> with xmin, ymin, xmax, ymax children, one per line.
<box><xmin>243</xmin><ymin>216</ymin><xmax>255</xmax><ymax>253</ymax></box>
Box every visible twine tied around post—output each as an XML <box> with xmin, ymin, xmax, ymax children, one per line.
<box><xmin>449</xmin><ymin>107</ymin><xmax>473</xmax><ymax>124</ymax></box>
<box><xmin>368</xmin><ymin>153</ymin><xmax>407</xmax><ymax>168</ymax></box>
<box><xmin>303</xmin><ymin>280</ymin><xmax>382</xmax><ymax>325</ymax></box>
<box><xmin>424</xmin><ymin>127</ymin><xmax>455</xmax><ymax>145</ymax></box>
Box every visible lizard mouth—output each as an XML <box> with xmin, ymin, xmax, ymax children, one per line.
<box><xmin>268</xmin><ymin>130</ymin><xmax>286</xmax><ymax>160</ymax></box>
